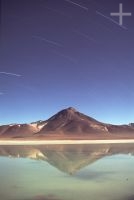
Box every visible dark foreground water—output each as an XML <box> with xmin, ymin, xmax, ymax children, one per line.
<box><xmin>0</xmin><ymin>143</ymin><xmax>134</xmax><ymax>200</ymax></box>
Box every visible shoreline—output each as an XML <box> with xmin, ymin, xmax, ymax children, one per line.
<box><xmin>0</xmin><ymin>139</ymin><xmax>134</xmax><ymax>145</ymax></box>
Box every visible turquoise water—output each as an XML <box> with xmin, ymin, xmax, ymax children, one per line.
<box><xmin>0</xmin><ymin>144</ymin><xmax>134</xmax><ymax>200</ymax></box>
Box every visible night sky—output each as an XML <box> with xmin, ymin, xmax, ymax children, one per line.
<box><xmin>0</xmin><ymin>0</ymin><xmax>134</xmax><ymax>125</ymax></box>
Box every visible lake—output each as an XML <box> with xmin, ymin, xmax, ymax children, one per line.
<box><xmin>0</xmin><ymin>143</ymin><xmax>134</xmax><ymax>200</ymax></box>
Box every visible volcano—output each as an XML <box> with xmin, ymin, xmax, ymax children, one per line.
<box><xmin>1</xmin><ymin>107</ymin><xmax>134</xmax><ymax>139</ymax></box>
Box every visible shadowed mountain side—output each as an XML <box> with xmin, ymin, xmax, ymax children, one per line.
<box><xmin>36</xmin><ymin>108</ymin><xmax>134</xmax><ymax>139</ymax></box>
<box><xmin>0</xmin><ymin>124</ymin><xmax>39</xmax><ymax>138</ymax></box>
<box><xmin>0</xmin><ymin>125</ymin><xmax>10</xmax><ymax>135</ymax></box>
<box><xmin>37</xmin><ymin>107</ymin><xmax>108</xmax><ymax>135</ymax></box>
<box><xmin>0</xmin><ymin>144</ymin><xmax>134</xmax><ymax>174</ymax></box>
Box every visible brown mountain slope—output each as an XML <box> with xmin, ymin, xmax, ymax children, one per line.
<box><xmin>0</xmin><ymin>124</ymin><xmax>39</xmax><ymax>138</ymax></box>
<box><xmin>38</xmin><ymin>107</ymin><xmax>108</xmax><ymax>135</ymax></box>
<box><xmin>1</xmin><ymin>107</ymin><xmax>134</xmax><ymax>139</ymax></box>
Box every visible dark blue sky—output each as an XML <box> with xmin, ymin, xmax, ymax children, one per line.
<box><xmin>0</xmin><ymin>0</ymin><xmax>134</xmax><ymax>125</ymax></box>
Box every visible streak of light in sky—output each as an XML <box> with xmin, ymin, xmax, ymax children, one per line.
<box><xmin>52</xmin><ymin>50</ymin><xmax>77</xmax><ymax>64</ymax></box>
<box><xmin>96</xmin><ymin>11</ymin><xmax>127</xmax><ymax>30</ymax></box>
<box><xmin>73</xmin><ymin>30</ymin><xmax>98</xmax><ymax>43</ymax></box>
<box><xmin>32</xmin><ymin>35</ymin><xmax>63</xmax><ymax>47</ymax></box>
<box><xmin>0</xmin><ymin>72</ymin><xmax>22</xmax><ymax>77</ymax></box>
<box><xmin>64</xmin><ymin>0</ymin><xmax>88</xmax><ymax>11</ymax></box>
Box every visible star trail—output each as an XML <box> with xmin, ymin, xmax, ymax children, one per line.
<box><xmin>0</xmin><ymin>0</ymin><xmax>134</xmax><ymax>125</ymax></box>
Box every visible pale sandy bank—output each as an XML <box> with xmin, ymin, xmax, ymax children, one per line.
<box><xmin>0</xmin><ymin>140</ymin><xmax>134</xmax><ymax>145</ymax></box>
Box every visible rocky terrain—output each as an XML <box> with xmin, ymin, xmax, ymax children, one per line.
<box><xmin>0</xmin><ymin>107</ymin><xmax>134</xmax><ymax>139</ymax></box>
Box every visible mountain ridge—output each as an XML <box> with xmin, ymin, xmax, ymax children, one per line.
<box><xmin>0</xmin><ymin>107</ymin><xmax>134</xmax><ymax>139</ymax></box>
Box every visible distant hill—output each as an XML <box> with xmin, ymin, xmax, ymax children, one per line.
<box><xmin>1</xmin><ymin>107</ymin><xmax>134</xmax><ymax>139</ymax></box>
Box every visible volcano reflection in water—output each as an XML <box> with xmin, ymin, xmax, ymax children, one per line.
<box><xmin>0</xmin><ymin>143</ymin><xmax>134</xmax><ymax>200</ymax></box>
